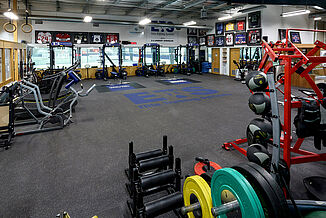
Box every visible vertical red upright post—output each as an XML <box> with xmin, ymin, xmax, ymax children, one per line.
<box><xmin>283</xmin><ymin>57</ymin><xmax>292</xmax><ymax>167</ymax></box>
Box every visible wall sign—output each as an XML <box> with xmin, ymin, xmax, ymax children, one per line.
<box><xmin>188</xmin><ymin>36</ymin><xmax>198</xmax><ymax>44</ymax></box>
<box><xmin>247</xmin><ymin>29</ymin><xmax>262</xmax><ymax>45</ymax></box>
<box><xmin>215</xmin><ymin>36</ymin><xmax>225</xmax><ymax>47</ymax></box>
<box><xmin>199</xmin><ymin>37</ymin><xmax>206</xmax><ymax>46</ymax></box>
<box><xmin>90</xmin><ymin>33</ymin><xmax>105</xmax><ymax>44</ymax></box>
<box><xmin>199</xmin><ymin>29</ymin><xmax>207</xmax><ymax>36</ymax></box>
<box><xmin>206</xmin><ymin>35</ymin><xmax>215</xmax><ymax>47</ymax></box>
<box><xmin>235</xmin><ymin>32</ymin><xmax>247</xmax><ymax>45</ymax></box>
<box><xmin>225</xmin><ymin>21</ymin><xmax>235</xmax><ymax>32</ymax></box>
<box><xmin>290</xmin><ymin>31</ymin><xmax>301</xmax><ymax>44</ymax></box>
<box><xmin>106</xmin><ymin>33</ymin><xmax>119</xmax><ymax>43</ymax></box>
<box><xmin>73</xmin><ymin>33</ymin><xmax>89</xmax><ymax>44</ymax></box>
<box><xmin>278</xmin><ymin>29</ymin><xmax>287</xmax><ymax>41</ymax></box>
<box><xmin>248</xmin><ymin>11</ymin><xmax>261</xmax><ymax>29</ymax></box>
<box><xmin>187</xmin><ymin>28</ymin><xmax>198</xmax><ymax>36</ymax></box>
<box><xmin>225</xmin><ymin>33</ymin><xmax>234</xmax><ymax>46</ymax></box>
<box><xmin>236</xmin><ymin>19</ymin><xmax>246</xmax><ymax>32</ymax></box>
<box><xmin>36</xmin><ymin>31</ymin><xmax>52</xmax><ymax>44</ymax></box>
<box><xmin>148</xmin><ymin>20</ymin><xmax>177</xmax><ymax>44</ymax></box>
<box><xmin>215</xmin><ymin>22</ymin><xmax>224</xmax><ymax>35</ymax></box>
<box><xmin>55</xmin><ymin>32</ymin><xmax>71</xmax><ymax>42</ymax></box>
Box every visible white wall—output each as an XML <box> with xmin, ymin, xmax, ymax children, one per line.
<box><xmin>261</xmin><ymin>5</ymin><xmax>314</xmax><ymax>43</ymax></box>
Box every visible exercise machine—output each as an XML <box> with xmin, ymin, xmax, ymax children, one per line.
<box><xmin>97</xmin><ymin>43</ymin><xmax>127</xmax><ymax>80</ymax></box>
<box><xmin>135</xmin><ymin>43</ymin><xmax>164</xmax><ymax>77</ymax></box>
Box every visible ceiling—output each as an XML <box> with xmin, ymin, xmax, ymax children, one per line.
<box><xmin>0</xmin><ymin>0</ymin><xmax>324</xmax><ymax>21</ymax></box>
<box><xmin>0</xmin><ymin>0</ymin><xmax>240</xmax><ymax>19</ymax></box>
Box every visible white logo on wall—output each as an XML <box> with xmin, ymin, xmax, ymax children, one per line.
<box><xmin>147</xmin><ymin>21</ymin><xmax>180</xmax><ymax>44</ymax></box>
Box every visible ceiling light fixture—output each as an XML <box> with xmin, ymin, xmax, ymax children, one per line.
<box><xmin>4</xmin><ymin>9</ymin><xmax>19</xmax><ymax>20</ymax></box>
<box><xmin>313</xmin><ymin>6</ymin><xmax>324</xmax><ymax>10</ymax></box>
<box><xmin>238</xmin><ymin>5</ymin><xmax>266</xmax><ymax>13</ymax></box>
<box><xmin>218</xmin><ymin>15</ymin><xmax>232</xmax><ymax>21</ymax></box>
<box><xmin>183</xmin><ymin>21</ymin><xmax>196</xmax><ymax>26</ymax></box>
<box><xmin>139</xmin><ymin>18</ymin><xmax>151</xmax><ymax>25</ymax></box>
<box><xmin>281</xmin><ymin>9</ymin><xmax>310</xmax><ymax>17</ymax></box>
<box><xmin>314</xmin><ymin>17</ymin><xmax>322</xmax><ymax>20</ymax></box>
<box><xmin>83</xmin><ymin>15</ymin><xmax>92</xmax><ymax>23</ymax></box>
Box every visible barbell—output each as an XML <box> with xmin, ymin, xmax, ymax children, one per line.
<box><xmin>181</xmin><ymin>163</ymin><xmax>290</xmax><ymax>218</ymax></box>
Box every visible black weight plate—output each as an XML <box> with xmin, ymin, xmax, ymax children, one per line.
<box><xmin>247</xmin><ymin>162</ymin><xmax>290</xmax><ymax>217</ymax></box>
<box><xmin>232</xmin><ymin>163</ymin><xmax>289</xmax><ymax>218</ymax></box>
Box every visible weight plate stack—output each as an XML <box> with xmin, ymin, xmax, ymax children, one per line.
<box><xmin>232</xmin><ymin>162</ymin><xmax>290</xmax><ymax>218</ymax></box>
<box><xmin>211</xmin><ymin>168</ymin><xmax>265</xmax><ymax>218</ymax></box>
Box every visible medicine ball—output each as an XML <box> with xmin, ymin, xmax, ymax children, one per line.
<box><xmin>245</xmin><ymin>71</ymin><xmax>268</xmax><ymax>92</ymax></box>
<box><xmin>247</xmin><ymin>143</ymin><xmax>271</xmax><ymax>170</ymax></box>
<box><xmin>248</xmin><ymin>93</ymin><xmax>271</xmax><ymax>115</ymax></box>
<box><xmin>246</xmin><ymin>118</ymin><xmax>273</xmax><ymax>147</ymax></box>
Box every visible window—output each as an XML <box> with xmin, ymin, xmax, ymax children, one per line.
<box><xmin>104</xmin><ymin>47</ymin><xmax>119</xmax><ymax>67</ymax></box>
<box><xmin>180</xmin><ymin>47</ymin><xmax>187</xmax><ymax>64</ymax></box>
<box><xmin>0</xmin><ymin>49</ymin><xmax>2</xmax><ymax>83</ymax></box>
<box><xmin>5</xmin><ymin>49</ymin><xmax>11</xmax><ymax>80</ymax></box>
<box><xmin>81</xmin><ymin>47</ymin><xmax>101</xmax><ymax>68</ymax></box>
<box><xmin>207</xmin><ymin>48</ymin><xmax>212</xmax><ymax>62</ymax></box>
<box><xmin>53</xmin><ymin>47</ymin><xmax>72</xmax><ymax>69</ymax></box>
<box><xmin>122</xmin><ymin>47</ymin><xmax>140</xmax><ymax>66</ymax></box>
<box><xmin>31</xmin><ymin>47</ymin><xmax>50</xmax><ymax>69</ymax></box>
<box><xmin>160</xmin><ymin>47</ymin><xmax>176</xmax><ymax>65</ymax></box>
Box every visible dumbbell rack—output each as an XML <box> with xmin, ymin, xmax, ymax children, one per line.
<box><xmin>125</xmin><ymin>136</ymin><xmax>183</xmax><ymax>218</ymax></box>
<box><xmin>222</xmin><ymin>28</ymin><xmax>326</xmax><ymax>168</ymax></box>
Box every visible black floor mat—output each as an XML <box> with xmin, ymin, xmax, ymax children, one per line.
<box><xmin>156</xmin><ymin>78</ymin><xmax>201</xmax><ymax>85</ymax></box>
<box><xmin>95</xmin><ymin>82</ymin><xmax>145</xmax><ymax>93</ymax></box>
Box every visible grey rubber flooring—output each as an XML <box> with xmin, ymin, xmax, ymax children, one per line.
<box><xmin>0</xmin><ymin>74</ymin><xmax>325</xmax><ymax>218</ymax></box>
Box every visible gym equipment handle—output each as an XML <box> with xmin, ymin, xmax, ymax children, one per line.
<box><xmin>180</xmin><ymin>200</ymin><xmax>239</xmax><ymax>217</ymax></box>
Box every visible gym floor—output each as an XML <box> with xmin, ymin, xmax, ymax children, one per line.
<box><xmin>0</xmin><ymin>74</ymin><xmax>325</xmax><ymax>217</ymax></box>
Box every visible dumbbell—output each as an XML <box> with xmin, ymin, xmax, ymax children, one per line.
<box><xmin>126</xmin><ymin>135</ymin><xmax>168</xmax><ymax>179</ymax></box>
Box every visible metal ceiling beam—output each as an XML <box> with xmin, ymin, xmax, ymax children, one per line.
<box><xmin>56</xmin><ymin>0</ymin><xmax>60</xmax><ymax>12</ymax></box>
<box><xmin>226</xmin><ymin>0</ymin><xmax>326</xmax><ymax>8</ymax></box>
<box><xmin>183</xmin><ymin>0</ymin><xmax>206</xmax><ymax>9</ymax></box>
<box><xmin>24</xmin><ymin>14</ymin><xmax>213</xmax><ymax>29</ymax></box>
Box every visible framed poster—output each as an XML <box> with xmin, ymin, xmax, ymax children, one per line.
<box><xmin>73</xmin><ymin>33</ymin><xmax>89</xmax><ymax>44</ymax></box>
<box><xmin>106</xmin><ymin>33</ymin><xmax>119</xmax><ymax>43</ymax></box>
<box><xmin>225</xmin><ymin>21</ymin><xmax>235</xmax><ymax>32</ymax></box>
<box><xmin>215</xmin><ymin>22</ymin><xmax>224</xmax><ymax>35</ymax></box>
<box><xmin>199</xmin><ymin>37</ymin><xmax>206</xmax><ymax>46</ymax></box>
<box><xmin>187</xmin><ymin>28</ymin><xmax>198</xmax><ymax>36</ymax></box>
<box><xmin>247</xmin><ymin>29</ymin><xmax>262</xmax><ymax>45</ymax></box>
<box><xmin>225</xmin><ymin>33</ymin><xmax>234</xmax><ymax>46</ymax></box>
<box><xmin>278</xmin><ymin>29</ymin><xmax>287</xmax><ymax>41</ymax></box>
<box><xmin>188</xmin><ymin>36</ymin><xmax>198</xmax><ymax>44</ymax></box>
<box><xmin>199</xmin><ymin>29</ymin><xmax>207</xmax><ymax>36</ymax></box>
<box><xmin>248</xmin><ymin>11</ymin><xmax>261</xmax><ymax>29</ymax></box>
<box><xmin>235</xmin><ymin>32</ymin><xmax>247</xmax><ymax>45</ymax></box>
<box><xmin>236</xmin><ymin>18</ymin><xmax>246</xmax><ymax>32</ymax></box>
<box><xmin>290</xmin><ymin>32</ymin><xmax>301</xmax><ymax>44</ymax></box>
<box><xmin>206</xmin><ymin>35</ymin><xmax>215</xmax><ymax>47</ymax></box>
<box><xmin>90</xmin><ymin>33</ymin><xmax>105</xmax><ymax>44</ymax></box>
<box><xmin>35</xmin><ymin>31</ymin><xmax>52</xmax><ymax>44</ymax></box>
<box><xmin>55</xmin><ymin>32</ymin><xmax>72</xmax><ymax>42</ymax></box>
<box><xmin>215</xmin><ymin>36</ymin><xmax>225</xmax><ymax>47</ymax></box>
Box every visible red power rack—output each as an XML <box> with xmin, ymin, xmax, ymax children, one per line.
<box><xmin>222</xmin><ymin>28</ymin><xmax>326</xmax><ymax>168</ymax></box>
